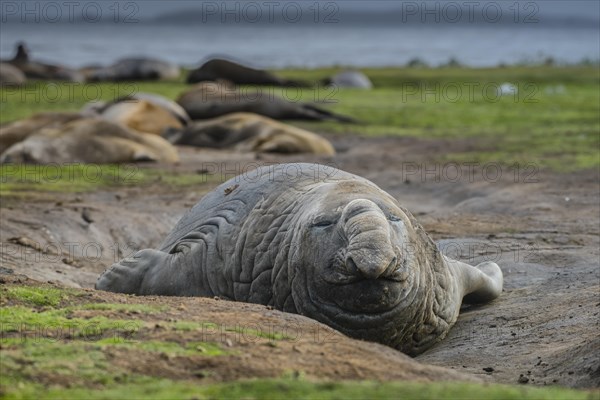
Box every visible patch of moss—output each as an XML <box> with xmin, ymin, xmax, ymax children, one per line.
<box><xmin>0</xmin><ymin>164</ymin><xmax>212</xmax><ymax>197</ymax></box>
<box><xmin>95</xmin><ymin>338</ymin><xmax>226</xmax><ymax>356</ymax></box>
<box><xmin>1</xmin><ymin>377</ymin><xmax>595</xmax><ymax>400</ymax></box>
<box><xmin>170</xmin><ymin>320</ymin><xmax>218</xmax><ymax>332</ymax></box>
<box><xmin>2</xmin><ymin>286</ymin><xmax>76</xmax><ymax>307</ymax></box>
<box><xmin>79</xmin><ymin>303</ymin><xmax>167</xmax><ymax>314</ymax></box>
<box><xmin>0</xmin><ymin>306</ymin><xmax>141</xmax><ymax>340</ymax></box>
<box><xmin>0</xmin><ymin>339</ymin><xmax>139</xmax><ymax>391</ymax></box>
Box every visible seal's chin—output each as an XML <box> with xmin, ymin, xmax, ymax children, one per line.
<box><xmin>316</xmin><ymin>271</ymin><xmax>414</xmax><ymax>314</ymax></box>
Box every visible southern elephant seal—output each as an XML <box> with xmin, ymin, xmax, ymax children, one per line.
<box><xmin>0</xmin><ymin>118</ymin><xmax>179</xmax><ymax>164</ymax></box>
<box><xmin>164</xmin><ymin>112</ymin><xmax>335</xmax><ymax>155</ymax></box>
<box><xmin>0</xmin><ymin>112</ymin><xmax>82</xmax><ymax>154</ymax></box>
<box><xmin>0</xmin><ymin>63</ymin><xmax>26</xmax><ymax>86</ymax></box>
<box><xmin>96</xmin><ymin>163</ymin><xmax>503</xmax><ymax>355</ymax></box>
<box><xmin>85</xmin><ymin>93</ymin><xmax>190</xmax><ymax>136</ymax></box>
<box><xmin>4</xmin><ymin>43</ymin><xmax>83</xmax><ymax>82</ymax></box>
<box><xmin>324</xmin><ymin>71</ymin><xmax>373</xmax><ymax>89</ymax></box>
<box><xmin>187</xmin><ymin>58</ymin><xmax>307</xmax><ymax>87</ymax></box>
<box><xmin>84</xmin><ymin>58</ymin><xmax>180</xmax><ymax>82</ymax></box>
<box><xmin>177</xmin><ymin>82</ymin><xmax>354</xmax><ymax>122</ymax></box>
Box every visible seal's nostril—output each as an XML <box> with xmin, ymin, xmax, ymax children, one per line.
<box><xmin>345</xmin><ymin>256</ymin><xmax>359</xmax><ymax>275</ymax></box>
<box><xmin>389</xmin><ymin>257</ymin><xmax>397</xmax><ymax>270</ymax></box>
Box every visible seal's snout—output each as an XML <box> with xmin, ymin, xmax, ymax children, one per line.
<box><xmin>345</xmin><ymin>254</ymin><xmax>397</xmax><ymax>280</ymax></box>
<box><xmin>341</xmin><ymin>198</ymin><xmax>403</xmax><ymax>281</ymax></box>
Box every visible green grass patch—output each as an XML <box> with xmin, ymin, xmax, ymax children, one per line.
<box><xmin>94</xmin><ymin>338</ymin><xmax>226</xmax><ymax>357</ymax></box>
<box><xmin>0</xmin><ymin>283</ymin><xmax>596</xmax><ymax>399</ymax></box>
<box><xmin>0</xmin><ymin>163</ymin><xmax>212</xmax><ymax>196</ymax></box>
<box><xmin>2</xmin><ymin>286</ymin><xmax>77</xmax><ymax>307</ymax></box>
<box><xmin>79</xmin><ymin>303</ymin><xmax>167</xmax><ymax>314</ymax></box>
<box><xmin>1</xmin><ymin>377</ymin><xmax>595</xmax><ymax>400</ymax></box>
<box><xmin>0</xmin><ymin>81</ymin><xmax>188</xmax><ymax>123</ymax></box>
<box><xmin>0</xmin><ymin>306</ymin><xmax>141</xmax><ymax>340</ymax></box>
<box><xmin>0</xmin><ymin>65</ymin><xmax>598</xmax><ymax>176</ymax></box>
<box><xmin>271</xmin><ymin>66</ymin><xmax>600</xmax><ymax>171</ymax></box>
<box><xmin>170</xmin><ymin>320</ymin><xmax>218</xmax><ymax>332</ymax></box>
<box><xmin>0</xmin><ymin>338</ymin><xmax>166</xmax><ymax>396</ymax></box>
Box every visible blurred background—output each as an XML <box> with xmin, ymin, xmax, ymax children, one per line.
<box><xmin>1</xmin><ymin>0</ymin><xmax>599</xmax><ymax>68</ymax></box>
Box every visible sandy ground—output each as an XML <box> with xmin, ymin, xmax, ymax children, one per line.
<box><xmin>1</xmin><ymin>134</ymin><xmax>599</xmax><ymax>388</ymax></box>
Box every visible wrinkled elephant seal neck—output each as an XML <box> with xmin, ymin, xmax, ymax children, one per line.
<box><xmin>342</xmin><ymin>199</ymin><xmax>398</xmax><ymax>280</ymax></box>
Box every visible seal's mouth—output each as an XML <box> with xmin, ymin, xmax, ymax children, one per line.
<box><xmin>322</xmin><ymin>251</ymin><xmax>410</xmax><ymax>286</ymax></box>
<box><xmin>307</xmin><ymin>279</ymin><xmax>415</xmax><ymax>324</ymax></box>
<box><xmin>314</xmin><ymin>251</ymin><xmax>414</xmax><ymax>314</ymax></box>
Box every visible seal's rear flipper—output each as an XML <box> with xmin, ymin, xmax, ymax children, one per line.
<box><xmin>445</xmin><ymin>257</ymin><xmax>503</xmax><ymax>305</ymax></box>
<box><xmin>302</xmin><ymin>104</ymin><xmax>356</xmax><ymax>123</ymax></box>
<box><xmin>462</xmin><ymin>261</ymin><xmax>503</xmax><ymax>304</ymax></box>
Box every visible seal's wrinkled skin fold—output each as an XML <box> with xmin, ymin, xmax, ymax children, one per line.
<box><xmin>96</xmin><ymin>163</ymin><xmax>502</xmax><ymax>356</ymax></box>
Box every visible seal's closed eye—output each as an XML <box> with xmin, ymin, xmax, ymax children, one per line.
<box><xmin>311</xmin><ymin>218</ymin><xmax>336</xmax><ymax>228</ymax></box>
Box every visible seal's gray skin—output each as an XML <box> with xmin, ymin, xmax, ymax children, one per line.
<box><xmin>324</xmin><ymin>71</ymin><xmax>373</xmax><ymax>89</ymax></box>
<box><xmin>187</xmin><ymin>58</ymin><xmax>307</xmax><ymax>87</ymax></box>
<box><xmin>177</xmin><ymin>83</ymin><xmax>354</xmax><ymax>123</ymax></box>
<box><xmin>3</xmin><ymin>43</ymin><xmax>83</xmax><ymax>82</ymax></box>
<box><xmin>85</xmin><ymin>58</ymin><xmax>180</xmax><ymax>82</ymax></box>
<box><xmin>96</xmin><ymin>163</ymin><xmax>502</xmax><ymax>356</ymax></box>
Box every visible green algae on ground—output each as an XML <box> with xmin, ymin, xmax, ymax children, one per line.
<box><xmin>95</xmin><ymin>338</ymin><xmax>226</xmax><ymax>356</ymax></box>
<box><xmin>0</xmin><ymin>306</ymin><xmax>141</xmax><ymax>340</ymax></box>
<box><xmin>0</xmin><ymin>284</ymin><xmax>597</xmax><ymax>399</ymax></box>
<box><xmin>0</xmin><ymin>339</ymin><xmax>163</xmax><ymax>395</ymax></box>
<box><xmin>79</xmin><ymin>303</ymin><xmax>167</xmax><ymax>314</ymax></box>
<box><xmin>0</xmin><ymin>164</ymin><xmax>212</xmax><ymax>197</ymax></box>
<box><xmin>2</xmin><ymin>286</ymin><xmax>78</xmax><ymax>307</ymax></box>
<box><xmin>1</xmin><ymin>377</ymin><xmax>596</xmax><ymax>400</ymax></box>
<box><xmin>170</xmin><ymin>320</ymin><xmax>218</xmax><ymax>332</ymax></box>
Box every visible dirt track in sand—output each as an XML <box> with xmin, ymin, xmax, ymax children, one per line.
<box><xmin>1</xmin><ymin>134</ymin><xmax>599</xmax><ymax>388</ymax></box>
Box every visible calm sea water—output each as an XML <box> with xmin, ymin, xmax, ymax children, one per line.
<box><xmin>1</xmin><ymin>20</ymin><xmax>598</xmax><ymax>69</ymax></box>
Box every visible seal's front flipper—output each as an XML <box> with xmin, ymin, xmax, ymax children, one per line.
<box><xmin>95</xmin><ymin>249</ymin><xmax>154</xmax><ymax>294</ymax></box>
<box><xmin>96</xmin><ymin>249</ymin><xmax>180</xmax><ymax>295</ymax></box>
